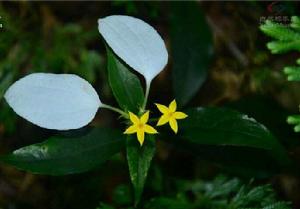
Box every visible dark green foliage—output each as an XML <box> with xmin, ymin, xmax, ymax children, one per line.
<box><xmin>105</xmin><ymin>33</ymin><xmax>151</xmax><ymax>205</ymax></box>
<box><xmin>0</xmin><ymin>67</ymin><xmax>16</xmax><ymax>133</ymax></box>
<box><xmin>30</xmin><ymin>24</ymin><xmax>102</xmax><ymax>82</ymax></box>
<box><xmin>126</xmin><ymin>135</ymin><xmax>156</xmax><ymax>206</ymax></box>
<box><xmin>2</xmin><ymin>128</ymin><xmax>125</xmax><ymax>175</ymax></box>
<box><xmin>170</xmin><ymin>2</ymin><xmax>213</xmax><ymax>107</ymax></box>
<box><xmin>0</xmin><ymin>66</ymin><xmax>14</xmax><ymax>99</ymax></box>
<box><xmin>112</xmin><ymin>184</ymin><xmax>133</xmax><ymax>206</ymax></box>
<box><xmin>179</xmin><ymin>108</ymin><xmax>288</xmax><ymax>160</ymax></box>
<box><xmin>162</xmin><ymin>107</ymin><xmax>290</xmax><ymax>178</ymax></box>
<box><xmin>96</xmin><ymin>176</ymin><xmax>291</xmax><ymax>209</ymax></box>
<box><xmin>107</xmin><ymin>47</ymin><xmax>144</xmax><ymax>114</ymax></box>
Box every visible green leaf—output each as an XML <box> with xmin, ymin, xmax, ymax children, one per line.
<box><xmin>179</xmin><ymin>107</ymin><xmax>283</xmax><ymax>149</ymax></box>
<box><xmin>177</xmin><ymin>107</ymin><xmax>289</xmax><ymax>165</ymax></box>
<box><xmin>126</xmin><ymin>135</ymin><xmax>156</xmax><ymax>206</ymax></box>
<box><xmin>107</xmin><ymin>47</ymin><xmax>144</xmax><ymax>113</ymax></box>
<box><xmin>170</xmin><ymin>2</ymin><xmax>213</xmax><ymax>107</ymax></box>
<box><xmin>225</xmin><ymin>96</ymin><xmax>297</xmax><ymax>145</ymax></box>
<box><xmin>1</xmin><ymin>127</ymin><xmax>125</xmax><ymax>175</ymax></box>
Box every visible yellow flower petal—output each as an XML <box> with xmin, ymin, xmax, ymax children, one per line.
<box><xmin>157</xmin><ymin>114</ymin><xmax>169</xmax><ymax>126</ymax></box>
<box><xmin>169</xmin><ymin>99</ymin><xmax>177</xmax><ymax>112</ymax></box>
<box><xmin>140</xmin><ymin>111</ymin><xmax>149</xmax><ymax>124</ymax></box>
<box><xmin>169</xmin><ymin>118</ymin><xmax>178</xmax><ymax>134</ymax></box>
<box><xmin>137</xmin><ymin>129</ymin><xmax>145</xmax><ymax>146</ymax></box>
<box><xmin>155</xmin><ymin>103</ymin><xmax>169</xmax><ymax>114</ymax></box>
<box><xmin>174</xmin><ymin>111</ymin><xmax>188</xmax><ymax>119</ymax></box>
<box><xmin>124</xmin><ymin>125</ymin><xmax>137</xmax><ymax>134</ymax></box>
<box><xmin>129</xmin><ymin>112</ymin><xmax>140</xmax><ymax>124</ymax></box>
<box><xmin>144</xmin><ymin>124</ymin><xmax>158</xmax><ymax>134</ymax></box>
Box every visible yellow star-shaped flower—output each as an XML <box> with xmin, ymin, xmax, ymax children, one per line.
<box><xmin>124</xmin><ymin>111</ymin><xmax>158</xmax><ymax>146</ymax></box>
<box><xmin>155</xmin><ymin>100</ymin><xmax>188</xmax><ymax>133</ymax></box>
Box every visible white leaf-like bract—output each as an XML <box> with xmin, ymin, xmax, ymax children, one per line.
<box><xmin>98</xmin><ymin>15</ymin><xmax>168</xmax><ymax>83</ymax></box>
<box><xmin>4</xmin><ymin>73</ymin><xmax>101</xmax><ymax>130</ymax></box>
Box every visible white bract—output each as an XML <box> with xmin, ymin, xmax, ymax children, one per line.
<box><xmin>98</xmin><ymin>15</ymin><xmax>168</xmax><ymax>84</ymax></box>
<box><xmin>4</xmin><ymin>73</ymin><xmax>101</xmax><ymax>130</ymax></box>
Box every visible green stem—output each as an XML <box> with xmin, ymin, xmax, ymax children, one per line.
<box><xmin>101</xmin><ymin>104</ymin><xmax>128</xmax><ymax>118</ymax></box>
<box><xmin>142</xmin><ymin>80</ymin><xmax>151</xmax><ymax>111</ymax></box>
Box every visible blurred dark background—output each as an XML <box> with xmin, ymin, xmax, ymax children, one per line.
<box><xmin>1</xmin><ymin>1</ymin><xmax>300</xmax><ymax>209</ymax></box>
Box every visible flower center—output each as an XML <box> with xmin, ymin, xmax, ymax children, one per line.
<box><xmin>138</xmin><ymin>123</ymin><xmax>144</xmax><ymax>129</ymax></box>
<box><xmin>168</xmin><ymin>112</ymin><xmax>174</xmax><ymax>118</ymax></box>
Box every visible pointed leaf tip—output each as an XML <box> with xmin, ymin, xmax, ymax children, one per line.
<box><xmin>4</xmin><ymin>73</ymin><xmax>101</xmax><ymax>130</ymax></box>
<box><xmin>98</xmin><ymin>15</ymin><xmax>168</xmax><ymax>83</ymax></box>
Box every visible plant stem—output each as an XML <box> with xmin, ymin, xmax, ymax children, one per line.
<box><xmin>142</xmin><ymin>80</ymin><xmax>151</xmax><ymax>111</ymax></box>
<box><xmin>101</xmin><ymin>104</ymin><xmax>128</xmax><ymax>118</ymax></box>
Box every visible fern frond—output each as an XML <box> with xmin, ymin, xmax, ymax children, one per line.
<box><xmin>287</xmin><ymin>115</ymin><xmax>300</xmax><ymax>132</ymax></box>
<box><xmin>267</xmin><ymin>40</ymin><xmax>300</xmax><ymax>54</ymax></box>
<box><xmin>262</xmin><ymin>202</ymin><xmax>291</xmax><ymax>209</ymax></box>
<box><xmin>291</xmin><ymin>16</ymin><xmax>300</xmax><ymax>31</ymax></box>
<box><xmin>260</xmin><ymin>20</ymin><xmax>300</xmax><ymax>41</ymax></box>
<box><xmin>284</xmin><ymin>66</ymin><xmax>300</xmax><ymax>81</ymax></box>
<box><xmin>261</xmin><ymin>16</ymin><xmax>300</xmax><ymax>132</ymax></box>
